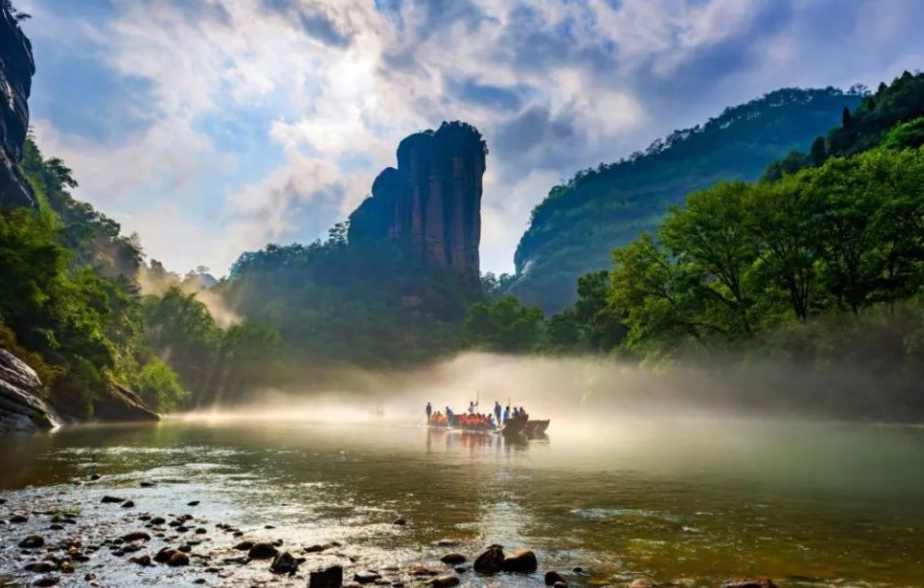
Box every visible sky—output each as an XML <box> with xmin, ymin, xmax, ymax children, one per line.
<box><xmin>18</xmin><ymin>0</ymin><xmax>924</xmax><ymax>277</ymax></box>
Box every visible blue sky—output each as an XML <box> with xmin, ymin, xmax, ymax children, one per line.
<box><xmin>18</xmin><ymin>0</ymin><xmax>924</xmax><ymax>276</ymax></box>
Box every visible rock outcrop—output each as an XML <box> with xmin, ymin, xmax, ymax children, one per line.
<box><xmin>90</xmin><ymin>382</ymin><xmax>160</xmax><ymax>422</ymax></box>
<box><xmin>348</xmin><ymin>121</ymin><xmax>486</xmax><ymax>287</ymax></box>
<box><xmin>0</xmin><ymin>348</ymin><xmax>58</xmax><ymax>433</ymax></box>
<box><xmin>0</xmin><ymin>4</ymin><xmax>36</xmax><ymax>209</ymax></box>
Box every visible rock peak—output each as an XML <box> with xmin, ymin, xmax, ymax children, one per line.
<box><xmin>0</xmin><ymin>4</ymin><xmax>36</xmax><ymax>209</ymax></box>
<box><xmin>348</xmin><ymin>121</ymin><xmax>486</xmax><ymax>285</ymax></box>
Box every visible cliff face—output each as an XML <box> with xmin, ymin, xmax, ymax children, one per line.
<box><xmin>348</xmin><ymin>121</ymin><xmax>486</xmax><ymax>285</ymax></box>
<box><xmin>0</xmin><ymin>5</ymin><xmax>36</xmax><ymax>209</ymax></box>
<box><xmin>0</xmin><ymin>348</ymin><xmax>58</xmax><ymax>433</ymax></box>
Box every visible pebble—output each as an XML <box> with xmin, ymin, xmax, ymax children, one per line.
<box><xmin>546</xmin><ymin>571</ymin><xmax>566</xmax><ymax>585</ymax></box>
<box><xmin>166</xmin><ymin>551</ymin><xmax>188</xmax><ymax>566</ymax></box>
<box><xmin>440</xmin><ymin>553</ymin><xmax>466</xmax><ymax>565</ymax></box>
<box><xmin>19</xmin><ymin>535</ymin><xmax>45</xmax><ymax>549</ymax></box>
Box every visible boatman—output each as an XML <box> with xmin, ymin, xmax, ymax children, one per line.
<box><xmin>494</xmin><ymin>401</ymin><xmax>502</xmax><ymax>424</ymax></box>
<box><xmin>426</xmin><ymin>402</ymin><xmax>432</xmax><ymax>421</ymax></box>
<box><xmin>503</xmin><ymin>405</ymin><xmax>510</xmax><ymax>424</ymax></box>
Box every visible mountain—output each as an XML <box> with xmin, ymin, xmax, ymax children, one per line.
<box><xmin>509</xmin><ymin>87</ymin><xmax>865</xmax><ymax>313</ymax></box>
<box><xmin>348</xmin><ymin>121</ymin><xmax>486</xmax><ymax>289</ymax></box>
<box><xmin>0</xmin><ymin>4</ymin><xmax>35</xmax><ymax>209</ymax></box>
<box><xmin>224</xmin><ymin>122</ymin><xmax>487</xmax><ymax>367</ymax></box>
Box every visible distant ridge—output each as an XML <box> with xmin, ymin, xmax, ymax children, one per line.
<box><xmin>509</xmin><ymin>87</ymin><xmax>864</xmax><ymax>313</ymax></box>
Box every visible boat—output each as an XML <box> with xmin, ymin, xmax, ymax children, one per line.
<box><xmin>523</xmin><ymin>419</ymin><xmax>550</xmax><ymax>437</ymax></box>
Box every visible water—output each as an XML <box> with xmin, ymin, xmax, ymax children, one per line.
<box><xmin>1</xmin><ymin>416</ymin><xmax>923</xmax><ymax>588</ymax></box>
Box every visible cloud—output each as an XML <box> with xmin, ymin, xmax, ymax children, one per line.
<box><xmin>21</xmin><ymin>0</ymin><xmax>924</xmax><ymax>279</ymax></box>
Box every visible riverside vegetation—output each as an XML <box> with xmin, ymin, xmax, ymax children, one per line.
<box><xmin>2</xmin><ymin>0</ymin><xmax>924</xmax><ymax>423</ymax></box>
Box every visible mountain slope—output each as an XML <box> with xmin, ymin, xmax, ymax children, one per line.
<box><xmin>509</xmin><ymin>87</ymin><xmax>864</xmax><ymax>313</ymax></box>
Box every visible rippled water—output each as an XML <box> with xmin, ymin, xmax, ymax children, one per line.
<box><xmin>1</xmin><ymin>417</ymin><xmax>923</xmax><ymax>588</ymax></box>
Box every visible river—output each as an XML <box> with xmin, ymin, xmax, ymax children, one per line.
<box><xmin>1</xmin><ymin>416</ymin><xmax>923</xmax><ymax>588</ymax></box>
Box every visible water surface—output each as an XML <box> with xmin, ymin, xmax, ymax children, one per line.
<box><xmin>1</xmin><ymin>417</ymin><xmax>923</xmax><ymax>587</ymax></box>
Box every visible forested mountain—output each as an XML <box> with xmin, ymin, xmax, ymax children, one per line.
<box><xmin>222</xmin><ymin>122</ymin><xmax>488</xmax><ymax>369</ymax></box>
<box><xmin>510</xmin><ymin>87</ymin><xmax>864</xmax><ymax>313</ymax></box>
<box><xmin>465</xmin><ymin>70</ymin><xmax>924</xmax><ymax>419</ymax></box>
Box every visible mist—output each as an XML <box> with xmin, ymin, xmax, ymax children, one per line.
<box><xmin>174</xmin><ymin>350</ymin><xmax>921</xmax><ymax>427</ymax></box>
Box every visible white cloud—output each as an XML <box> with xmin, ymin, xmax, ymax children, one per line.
<box><xmin>23</xmin><ymin>0</ymin><xmax>924</xmax><ymax>278</ymax></box>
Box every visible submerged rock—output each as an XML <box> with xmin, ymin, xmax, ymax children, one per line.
<box><xmin>474</xmin><ymin>546</ymin><xmax>505</xmax><ymax>575</ymax></box>
<box><xmin>310</xmin><ymin>565</ymin><xmax>344</xmax><ymax>588</ymax></box>
<box><xmin>101</xmin><ymin>496</ymin><xmax>125</xmax><ymax>504</ymax></box>
<box><xmin>723</xmin><ymin>580</ymin><xmax>777</xmax><ymax>588</ymax></box>
<box><xmin>32</xmin><ymin>577</ymin><xmax>60</xmax><ymax>587</ymax></box>
<box><xmin>629</xmin><ymin>580</ymin><xmax>656</xmax><ymax>588</ymax></box>
<box><xmin>501</xmin><ymin>549</ymin><xmax>538</xmax><ymax>573</ymax></box>
<box><xmin>233</xmin><ymin>540</ymin><xmax>254</xmax><ymax>551</ymax></box>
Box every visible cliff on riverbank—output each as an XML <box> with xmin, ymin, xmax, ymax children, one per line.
<box><xmin>0</xmin><ymin>4</ymin><xmax>36</xmax><ymax>209</ymax></box>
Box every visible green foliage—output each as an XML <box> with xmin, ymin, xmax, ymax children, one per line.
<box><xmin>463</xmin><ymin>296</ymin><xmax>544</xmax><ymax>353</ymax></box>
<box><xmin>223</xmin><ymin>230</ymin><xmax>473</xmax><ymax>368</ymax></box>
<box><xmin>19</xmin><ymin>137</ymin><xmax>143</xmax><ymax>280</ymax></box>
<box><xmin>132</xmin><ymin>358</ymin><xmax>187</xmax><ymax>413</ymax></box>
<box><xmin>772</xmin><ymin>71</ymin><xmax>924</xmax><ymax>176</ymax></box>
<box><xmin>510</xmin><ymin>88</ymin><xmax>864</xmax><ymax>312</ymax></box>
<box><xmin>0</xmin><ymin>140</ymin><xmax>187</xmax><ymax>417</ymax></box>
<box><xmin>881</xmin><ymin>117</ymin><xmax>924</xmax><ymax>151</ymax></box>
<box><xmin>610</xmin><ymin>147</ymin><xmax>924</xmax><ymax>366</ymax></box>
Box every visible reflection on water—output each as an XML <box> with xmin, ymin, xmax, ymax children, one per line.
<box><xmin>1</xmin><ymin>418</ymin><xmax>923</xmax><ymax>588</ymax></box>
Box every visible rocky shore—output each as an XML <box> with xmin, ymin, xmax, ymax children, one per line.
<box><xmin>0</xmin><ymin>474</ymin><xmax>778</xmax><ymax>588</ymax></box>
<box><xmin>0</xmin><ymin>347</ymin><xmax>159</xmax><ymax>434</ymax></box>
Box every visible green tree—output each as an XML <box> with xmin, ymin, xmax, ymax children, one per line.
<box><xmin>463</xmin><ymin>296</ymin><xmax>544</xmax><ymax>353</ymax></box>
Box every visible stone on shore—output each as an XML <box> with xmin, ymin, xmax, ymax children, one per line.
<box><xmin>18</xmin><ymin>535</ymin><xmax>44</xmax><ymax>548</ymax></box>
<box><xmin>428</xmin><ymin>576</ymin><xmax>460</xmax><ymax>588</ymax></box>
<box><xmin>354</xmin><ymin>571</ymin><xmax>382</xmax><ymax>584</ymax></box>
<box><xmin>154</xmin><ymin>548</ymin><xmax>177</xmax><ymax>563</ymax></box>
<box><xmin>248</xmin><ymin>542</ymin><xmax>278</xmax><ymax>559</ymax></box>
<box><xmin>168</xmin><ymin>552</ymin><xmax>190</xmax><ymax>567</ymax></box>
<box><xmin>130</xmin><ymin>555</ymin><xmax>152</xmax><ymax>567</ymax></box>
<box><xmin>501</xmin><ymin>549</ymin><xmax>538</xmax><ymax>573</ymax></box>
<box><xmin>440</xmin><ymin>553</ymin><xmax>466</xmax><ymax>565</ymax></box>
<box><xmin>310</xmin><ymin>565</ymin><xmax>344</xmax><ymax>588</ymax></box>
<box><xmin>474</xmin><ymin>545</ymin><xmax>505</xmax><ymax>575</ymax></box>
<box><xmin>121</xmin><ymin>531</ymin><xmax>151</xmax><ymax>542</ymax></box>
<box><xmin>546</xmin><ymin>571</ymin><xmax>566</xmax><ymax>586</ymax></box>
<box><xmin>270</xmin><ymin>551</ymin><xmax>301</xmax><ymax>575</ymax></box>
